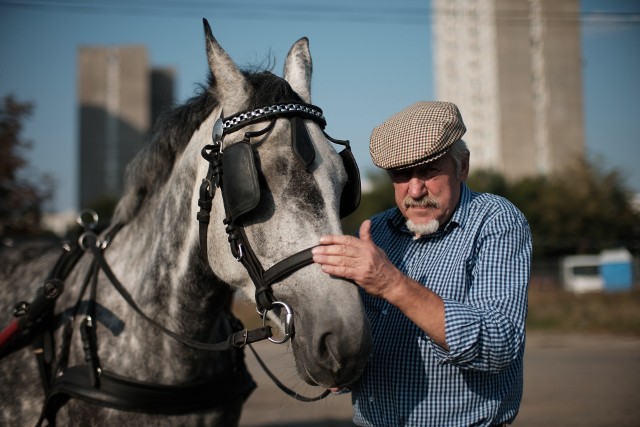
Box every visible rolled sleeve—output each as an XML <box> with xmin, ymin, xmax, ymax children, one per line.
<box><xmin>430</xmin><ymin>210</ymin><xmax>531</xmax><ymax>372</ymax></box>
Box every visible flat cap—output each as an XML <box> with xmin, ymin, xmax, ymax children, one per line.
<box><xmin>370</xmin><ymin>101</ymin><xmax>466</xmax><ymax>170</ymax></box>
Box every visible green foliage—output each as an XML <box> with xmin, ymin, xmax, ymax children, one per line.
<box><xmin>0</xmin><ymin>95</ymin><xmax>53</xmax><ymax>237</ymax></box>
<box><xmin>349</xmin><ymin>156</ymin><xmax>639</xmax><ymax>257</ymax></box>
<box><xmin>468</xmin><ymin>156</ymin><xmax>640</xmax><ymax>258</ymax></box>
<box><xmin>466</xmin><ymin>169</ymin><xmax>510</xmax><ymax>197</ymax></box>
<box><xmin>341</xmin><ymin>169</ymin><xmax>396</xmax><ymax>235</ymax></box>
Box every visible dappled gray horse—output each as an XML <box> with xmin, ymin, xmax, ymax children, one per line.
<box><xmin>0</xmin><ymin>19</ymin><xmax>371</xmax><ymax>426</ymax></box>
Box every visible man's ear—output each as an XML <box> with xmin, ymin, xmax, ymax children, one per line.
<box><xmin>459</xmin><ymin>155</ymin><xmax>470</xmax><ymax>181</ymax></box>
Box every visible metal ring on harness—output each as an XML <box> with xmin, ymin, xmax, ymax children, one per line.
<box><xmin>76</xmin><ymin>209</ymin><xmax>99</xmax><ymax>229</ymax></box>
<box><xmin>78</xmin><ymin>232</ymin><xmax>98</xmax><ymax>252</ymax></box>
<box><xmin>261</xmin><ymin>301</ymin><xmax>294</xmax><ymax>344</ymax></box>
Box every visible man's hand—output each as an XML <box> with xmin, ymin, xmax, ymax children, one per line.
<box><xmin>311</xmin><ymin>220</ymin><xmax>403</xmax><ymax>301</ymax></box>
<box><xmin>312</xmin><ymin>219</ymin><xmax>448</xmax><ymax>349</ymax></box>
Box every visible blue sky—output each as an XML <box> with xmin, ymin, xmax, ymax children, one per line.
<box><xmin>0</xmin><ymin>0</ymin><xmax>638</xmax><ymax>213</ymax></box>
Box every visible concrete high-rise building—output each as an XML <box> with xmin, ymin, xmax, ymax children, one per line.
<box><xmin>433</xmin><ymin>0</ymin><xmax>585</xmax><ymax>180</ymax></box>
<box><xmin>78</xmin><ymin>46</ymin><xmax>174</xmax><ymax>210</ymax></box>
<box><xmin>150</xmin><ymin>67</ymin><xmax>176</xmax><ymax>127</ymax></box>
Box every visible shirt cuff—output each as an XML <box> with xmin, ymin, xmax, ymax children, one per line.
<box><xmin>429</xmin><ymin>298</ymin><xmax>482</xmax><ymax>364</ymax></box>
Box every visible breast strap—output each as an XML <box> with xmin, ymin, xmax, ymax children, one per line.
<box><xmin>37</xmin><ymin>365</ymin><xmax>255</xmax><ymax>426</ymax></box>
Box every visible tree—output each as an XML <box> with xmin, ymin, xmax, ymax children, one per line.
<box><xmin>341</xmin><ymin>169</ymin><xmax>395</xmax><ymax>235</ymax></box>
<box><xmin>0</xmin><ymin>95</ymin><xmax>53</xmax><ymax>237</ymax></box>
<box><xmin>343</xmin><ymin>156</ymin><xmax>640</xmax><ymax>257</ymax></box>
<box><xmin>468</xmin><ymin>156</ymin><xmax>640</xmax><ymax>258</ymax></box>
<box><xmin>466</xmin><ymin>169</ymin><xmax>510</xmax><ymax>197</ymax></box>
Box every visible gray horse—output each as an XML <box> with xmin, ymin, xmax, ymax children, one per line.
<box><xmin>0</xmin><ymin>19</ymin><xmax>371</xmax><ymax>426</ymax></box>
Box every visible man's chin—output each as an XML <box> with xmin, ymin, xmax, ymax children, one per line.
<box><xmin>406</xmin><ymin>218</ymin><xmax>439</xmax><ymax>236</ymax></box>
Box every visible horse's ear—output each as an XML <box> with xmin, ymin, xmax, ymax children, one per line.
<box><xmin>203</xmin><ymin>19</ymin><xmax>249</xmax><ymax>109</ymax></box>
<box><xmin>284</xmin><ymin>37</ymin><xmax>312</xmax><ymax>104</ymax></box>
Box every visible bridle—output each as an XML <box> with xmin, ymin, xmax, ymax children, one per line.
<box><xmin>196</xmin><ymin>102</ymin><xmax>360</xmax><ymax>337</ymax></box>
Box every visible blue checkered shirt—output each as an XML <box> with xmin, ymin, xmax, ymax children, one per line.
<box><xmin>351</xmin><ymin>183</ymin><xmax>531</xmax><ymax>427</ymax></box>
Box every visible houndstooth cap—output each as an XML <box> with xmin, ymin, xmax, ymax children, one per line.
<box><xmin>370</xmin><ymin>101</ymin><xmax>466</xmax><ymax>170</ymax></box>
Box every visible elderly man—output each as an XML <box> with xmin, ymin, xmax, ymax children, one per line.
<box><xmin>312</xmin><ymin>101</ymin><xmax>531</xmax><ymax>427</ymax></box>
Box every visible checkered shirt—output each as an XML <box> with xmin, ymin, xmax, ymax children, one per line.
<box><xmin>351</xmin><ymin>183</ymin><xmax>531</xmax><ymax>427</ymax></box>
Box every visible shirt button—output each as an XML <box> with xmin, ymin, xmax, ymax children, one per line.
<box><xmin>381</xmin><ymin>309</ymin><xmax>388</xmax><ymax>315</ymax></box>
<box><xmin>369</xmin><ymin>395</ymin><xmax>375</xmax><ymax>403</ymax></box>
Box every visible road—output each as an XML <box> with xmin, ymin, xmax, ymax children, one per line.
<box><xmin>238</xmin><ymin>333</ymin><xmax>640</xmax><ymax>427</ymax></box>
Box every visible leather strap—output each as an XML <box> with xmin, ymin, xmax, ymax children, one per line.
<box><xmin>247</xmin><ymin>344</ymin><xmax>329</xmax><ymax>402</ymax></box>
<box><xmin>88</xmin><ymin>237</ymin><xmax>272</xmax><ymax>351</ymax></box>
<box><xmin>222</xmin><ymin>103</ymin><xmax>326</xmax><ymax>134</ymax></box>
<box><xmin>263</xmin><ymin>248</ymin><xmax>314</xmax><ymax>286</ymax></box>
<box><xmin>38</xmin><ymin>365</ymin><xmax>256</xmax><ymax>425</ymax></box>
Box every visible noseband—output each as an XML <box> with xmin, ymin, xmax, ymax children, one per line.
<box><xmin>196</xmin><ymin>102</ymin><xmax>357</xmax><ymax>342</ymax></box>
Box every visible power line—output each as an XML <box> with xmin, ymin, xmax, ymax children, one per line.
<box><xmin>1</xmin><ymin>0</ymin><xmax>639</xmax><ymax>26</ymax></box>
<box><xmin>0</xmin><ymin>0</ymin><xmax>429</xmax><ymax>24</ymax></box>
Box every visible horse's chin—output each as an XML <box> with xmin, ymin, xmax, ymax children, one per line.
<box><xmin>295</xmin><ymin>359</ymin><xmax>366</xmax><ymax>389</ymax></box>
<box><xmin>297</xmin><ymin>366</ymin><xmax>320</xmax><ymax>387</ymax></box>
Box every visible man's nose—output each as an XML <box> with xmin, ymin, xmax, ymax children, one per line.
<box><xmin>407</xmin><ymin>177</ymin><xmax>427</xmax><ymax>199</ymax></box>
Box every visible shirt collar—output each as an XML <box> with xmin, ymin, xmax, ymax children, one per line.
<box><xmin>388</xmin><ymin>183</ymin><xmax>472</xmax><ymax>238</ymax></box>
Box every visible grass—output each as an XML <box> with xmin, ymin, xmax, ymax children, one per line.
<box><xmin>527</xmin><ymin>286</ymin><xmax>640</xmax><ymax>335</ymax></box>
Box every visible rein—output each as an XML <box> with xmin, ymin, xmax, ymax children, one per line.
<box><xmin>75</xmin><ymin>223</ymin><xmax>271</xmax><ymax>352</ymax></box>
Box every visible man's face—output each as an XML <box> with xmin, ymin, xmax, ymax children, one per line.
<box><xmin>389</xmin><ymin>153</ymin><xmax>469</xmax><ymax>231</ymax></box>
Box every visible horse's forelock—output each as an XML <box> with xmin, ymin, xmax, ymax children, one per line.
<box><xmin>243</xmin><ymin>70</ymin><xmax>304</xmax><ymax>108</ymax></box>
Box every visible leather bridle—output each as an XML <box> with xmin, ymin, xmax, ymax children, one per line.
<box><xmin>196</xmin><ymin>102</ymin><xmax>356</xmax><ymax>331</ymax></box>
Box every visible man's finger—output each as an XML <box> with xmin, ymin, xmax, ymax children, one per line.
<box><xmin>318</xmin><ymin>232</ymin><xmax>366</xmax><ymax>247</ymax></box>
<box><xmin>359</xmin><ymin>220</ymin><xmax>372</xmax><ymax>242</ymax></box>
<box><xmin>312</xmin><ymin>252</ymin><xmax>357</xmax><ymax>268</ymax></box>
<box><xmin>312</xmin><ymin>244</ymin><xmax>350</xmax><ymax>257</ymax></box>
<box><xmin>318</xmin><ymin>233</ymin><xmax>351</xmax><ymax>245</ymax></box>
<box><xmin>318</xmin><ymin>263</ymin><xmax>352</xmax><ymax>279</ymax></box>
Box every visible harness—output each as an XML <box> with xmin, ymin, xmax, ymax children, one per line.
<box><xmin>4</xmin><ymin>216</ymin><xmax>256</xmax><ymax>426</ymax></box>
<box><xmin>0</xmin><ymin>102</ymin><xmax>361</xmax><ymax>424</ymax></box>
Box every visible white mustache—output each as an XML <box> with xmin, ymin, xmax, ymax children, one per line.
<box><xmin>403</xmin><ymin>195</ymin><xmax>440</xmax><ymax>209</ymax></box>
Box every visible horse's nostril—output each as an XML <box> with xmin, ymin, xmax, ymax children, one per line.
<box><xmin>319</xmin><ymin>333</ymin><xmax>343</xmax><ymax>372</ymax></box>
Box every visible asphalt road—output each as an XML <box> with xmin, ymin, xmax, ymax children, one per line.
<box><xmin>238</xmin><ymin>333</ymin><xmax>640</xmax><ymax>427</ymax></box>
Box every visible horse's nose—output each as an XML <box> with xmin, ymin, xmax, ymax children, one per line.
<box><xmin>317</xmin><ymin>332</ymin><xmax>343</xmax><ymax>372</ymax></box>
<box><xmin>304</xmin><ymin>318</ymin><xmax>371</xmax><ymax>387</ymax></box>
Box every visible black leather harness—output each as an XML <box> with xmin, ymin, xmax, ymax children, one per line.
<box><xmin>7</xmin><ymin>219</ymin><xmax>259</xmax><ymax>426</ymax></box>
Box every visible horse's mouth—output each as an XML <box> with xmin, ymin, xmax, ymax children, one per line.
<box><xmin>300</xmin><ymin>366</ymin><xmax>320</xmax><ymax>387</ymax></box>
<box><xmin>293</xmin><ymin>338</ymin><xmax>366</xmax><ymax>389</ymax></box>
<box><xmin>298</xmin><ymin>358</ymin><xmax>365</xmax><ymax>389</ymax></box>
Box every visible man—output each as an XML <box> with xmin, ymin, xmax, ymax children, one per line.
<box><xmin>312</xmin><ymin>101</ymin><xmax>531</xmax><ymax>426</ymax></box>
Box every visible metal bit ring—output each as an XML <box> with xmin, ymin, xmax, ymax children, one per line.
<box><xmin>262</xmin><ymin>301</ymin><xmax>294</xmax><ymax>344</ymax></box>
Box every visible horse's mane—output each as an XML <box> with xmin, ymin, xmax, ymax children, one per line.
<box><xmin>113</xmin><ymin>69</ymin><xmax>304</xmax><ymax>224</ymax></box>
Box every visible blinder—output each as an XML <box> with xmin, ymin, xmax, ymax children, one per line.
<box><xmin>328</xmin><ymin>133</ymin><xmax>361</xmax><ymax>219</ymax></box>
<box><xmin>340</xmin><ymin>148</ymin><xmax>360</xmax><ymax>218</ymax></box>
<box><xmin>219</xmin><ymin>104</ymin><xmax>361</xmax><ymax>220</ymax></box>
<box><xmin>291</xmin><ymin>117</ymin><xmax>316</xmax><ymax>170</ymax></box>
<box><xmin>221</xmin><ymin>141</ymin><xmax>261</xmax><ymax>220</ymax></box>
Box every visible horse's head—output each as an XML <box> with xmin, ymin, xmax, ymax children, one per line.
<box><xmin>193</xmin><ymin>20</ymin><xmax>371</xmax><ymax>388</ymax></box>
